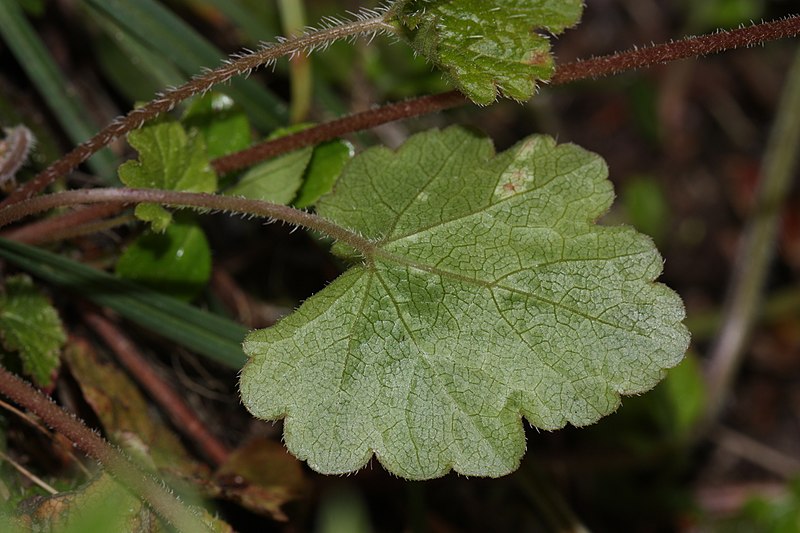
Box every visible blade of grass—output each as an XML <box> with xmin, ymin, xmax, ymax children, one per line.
<box><xmin>0</xmin><ymin>238</ymin><xmax>247</xmax><ymax>369</ymax></box>
<box><xmin>82</xmin><ymin>0</ymin><xmax>288</xmax><ymax>130</ymax></box>
<box><xmin>198</xmin><ymin>0</ymin><xmax>279</xmax><ymax>43</ymax></box>
<box><xmin>704</xmin><ymin>46</ymin><xmax>800</xmax><ymax>426</ymax></box>
<box><xmin>278</xmin><ymin>0</ymin><xmax>312</xmax><ymax>123</ymax></box>
<box><xmin>83</xmin><ymin>3</ymin><xmax>185</xmax><ymax>102</ymax></box>
<box><xmin>0</xmin><ymin>1</ymin><xmax>117</xmax><ymax>178</ymax></box>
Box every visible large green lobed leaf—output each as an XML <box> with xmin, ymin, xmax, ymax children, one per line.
<box><xmin>391</xmin><ymin>0</ymin><xmax>584</xmax><ymax>104</ymax></box>
<box><xmin>240</xmin><ymin>127</ymin><xmax>689</xmax><ymax>480</ymax></box>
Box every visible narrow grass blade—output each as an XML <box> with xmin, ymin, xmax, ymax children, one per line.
<box><xmin>278</xmin><ymin>0</ymin><xmax>312</xmax><ymax>123</ymax></box>
<box><xmin>0</xmin><ymin>1</ymin><xmax>117</xmax><ymax>178</ymax></box>
<box><xmin>84</xmin><ymin>3</ymin><xmax>185</xmax><ymax>103</ymax></box>
<box><xmin>82</xmin><ymin>0</ymin><xmax>288</xmax><ymax>130</ymax></box>
<box><xmin>198</xmin><ymin>0</ymin><xmax>279</xmax><ymax>43</ymax></box>
<box><xmin>0</xmin><ymin>238</ymin><xmax>248</xmax><ymax>369</ymax></box>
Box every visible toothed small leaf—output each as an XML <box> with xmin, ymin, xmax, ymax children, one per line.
<box><xmin>119</xmin><ymin>121</ymin><xmax>217</xmax><ymax>231</ymax></box>
<box><xmin>391</xmin><ymin>0</ymin><xmax>584</xmax><ymax>104</ymax></box>
<box><xmin>240</xmin><ymin>127</ymin><xmax>690</xmax><ymax>480</ymax></box>
<box><xmin>0</xmin><ymin>275</ymin><xmax>65</xmax><ymax>387</ymax></box>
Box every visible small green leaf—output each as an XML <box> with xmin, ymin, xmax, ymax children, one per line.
<box><xmin>0</xmin><ymin>238</ymin><xmax>247</xmax><ymax>369</ymax></box>
<box><xmin>391</xmin><ymin>0</ymin><xmax>584</xmax><ymax>104</ymax></box>
<box><xmin>0</xmin><ymin>274</ymin><xmax>65</xmax><ymax>387</ymax></box>
<box><xmin>21</xmin><ymin>471</ymin><xmax>232</xmax><ymax>533</ymax></box>
<box><xmin>183</xmin><ymin>92</ymin><xmax>252</xmax><ymax>160</ymax></box>
<box><xmin>660</xmin><ymin>352</ymin><xmax>705</xmax><ymax>438</ymax></box>
<box><xmin>240</xmin><ymin>127</ymin><xmax>689</xmax><ymax>480</ymax></box>
<box><xmin>294</xmin><ymin>139</ymin><xmax>354</xmax><ymax>209</ymax></box>
<box><xmin>133</xmin><ymin>204</ymin><xmax>173</xmax><ymax>233</ymax></box>
<box><xmin>226</xmin><ymin>147</ymin><xmax>312</xmax><ymax>204</ymax></box>
<box><xmin>621</xmin><ymin>176</ymin><xmax>670</xmax><ymax>244</ymax></box>
<box><xmin>116</xmin><ymin>216</ymin><xmax>212</xmax><ymax>301</ymax></box>
<box><xmin>119</xmin><ymin>121</ymin><xmax>217</xmax><ymax>231</ymax></box>
<box><xmin>27</xmin><ymin>474</ymin><xmax>147</xmax><ymax>533</ymax></box>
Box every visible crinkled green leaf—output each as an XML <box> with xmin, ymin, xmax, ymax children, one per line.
<box><xmin>391</xmin><ymin>0</ymin><xmax>584</xmax><ymax>104</ymax></box>
<box><xmin>240</xmin><ymin>127</ymin><xmax>690</xmax><ymax>480</ymax></box>
<box><xmin>116</xmin><ymin>216</ymin><xmax>212</xmax><ymax>301</ymax></box>
<box><xmin>119</xmin><ymin>121</ymin><xmax>217</xmax><ymax>232</ymax></box>
<box><xmin>0</xmin><ymin>274</ymin><xmax>65</xmax><ymax>387</ymax></box>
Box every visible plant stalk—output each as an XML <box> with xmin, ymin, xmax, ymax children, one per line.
<box><xmin>1</xmin><ymin>17</ymin><xmax>799</xmax><ymax>252</ymax></box>
<box><xmin>278</xmin><ymin>0</ymin><xmax>312</xmax><ymax>123</ymax></box>
<box><xmin>0</xmin><ymin>366</ymin><xmax>213</xmax><ymax>531</ymax></box>
<box><xmin>0</xmin><ymin>188</ymin><xmax>376</xmax><ymax>257</ymax></box>
<box><xmin>213</xmin><ymin>15</ymin><xmax>800</xmax><ymax>174</ymax></box>
<box><xmin>0</xmin><ymin>8</ymin><xmax>394</xmax><ymax>208</ymax></box>
<box><xmin>83</xmin><ymin>310</ymin><xmax>231</xmax><ymax>466</ymax></box>
<box><xmin>703</xmin><ymin>46</ymin><xmax>800</xmax><ymax>425</ymax></box>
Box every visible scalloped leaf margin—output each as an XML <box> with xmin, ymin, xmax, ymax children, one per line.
<box><xmin>239</xmin><ymin>127</ymin><xmax>690</xmax><ymax>480</ymax></box>
<box><xmin>389</xmin><ymin>0</ymin><xmax>584</xmax><ymax>104</ymax></box>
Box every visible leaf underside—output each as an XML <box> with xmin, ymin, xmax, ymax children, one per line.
<box><xmin>392</xmin><ymin>0</ymin><xmax>584</xmax><ymax>104</ymax></box>
<box><xmin>240</xmin><ymin>127</ymin><xmax>689</xmax><ymax>480</ymax></box>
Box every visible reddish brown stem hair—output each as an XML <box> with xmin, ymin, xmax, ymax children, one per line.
<box><xmin>213</xmin><ymin>15</ymin><xmax>800</xmax><ymax>173</ymax></box>
<box><xmin>2</xmin><ymin>16</ymin><xmax>797</xmax><ymax>210</ymax></box>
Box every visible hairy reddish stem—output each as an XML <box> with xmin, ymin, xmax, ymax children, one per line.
<box><xmin>0</xmin><ymin>366</ymin><xmax>212</xmax><ymax>531</ymax></box>
<box><xmin>0</xmin><ymin>188</ymin><xmax>375</xmax><ymax>256</ymax></box>
<box><xmin>553</xmin><ymin>15</ymin><xmax>800</xmax><ymax>84</ymax></box>
<box><xmin>83</xmin><ymin>310</ymin><xmax>230</xmax><ymax>466</ymax></box>
<box><xmin>0</xmin><ymin>16</ymin><xmax>798</xmax><ymax>234</ymax></box>
<box><xmin>212</xmin><ymin>91</ymin><xmax>468</xmax><ymax>173</ymax></box>
<box><xmin>0</xmin><ymin>12</ymin><xmax>392</xmax><ymax>208</ymax></box>
<box><xmin>213</xmin><ymin>15</ymin><xmax>800</xmax><ymax>173</ymax></box>
<box><xmin>0</xmin><ymin>204</ymin><xmax>125</xmax><ymax>244</ymax></box>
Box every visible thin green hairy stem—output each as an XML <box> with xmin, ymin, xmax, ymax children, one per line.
<box><xmin>0</xmin><ymin>188</ymin><xmax>376</xmax><ymax>257</ymax></box>
<box><xmin>0</xmin><ymin>5</ymin><xmax>395</xmax><ymax>208</ymax></box>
